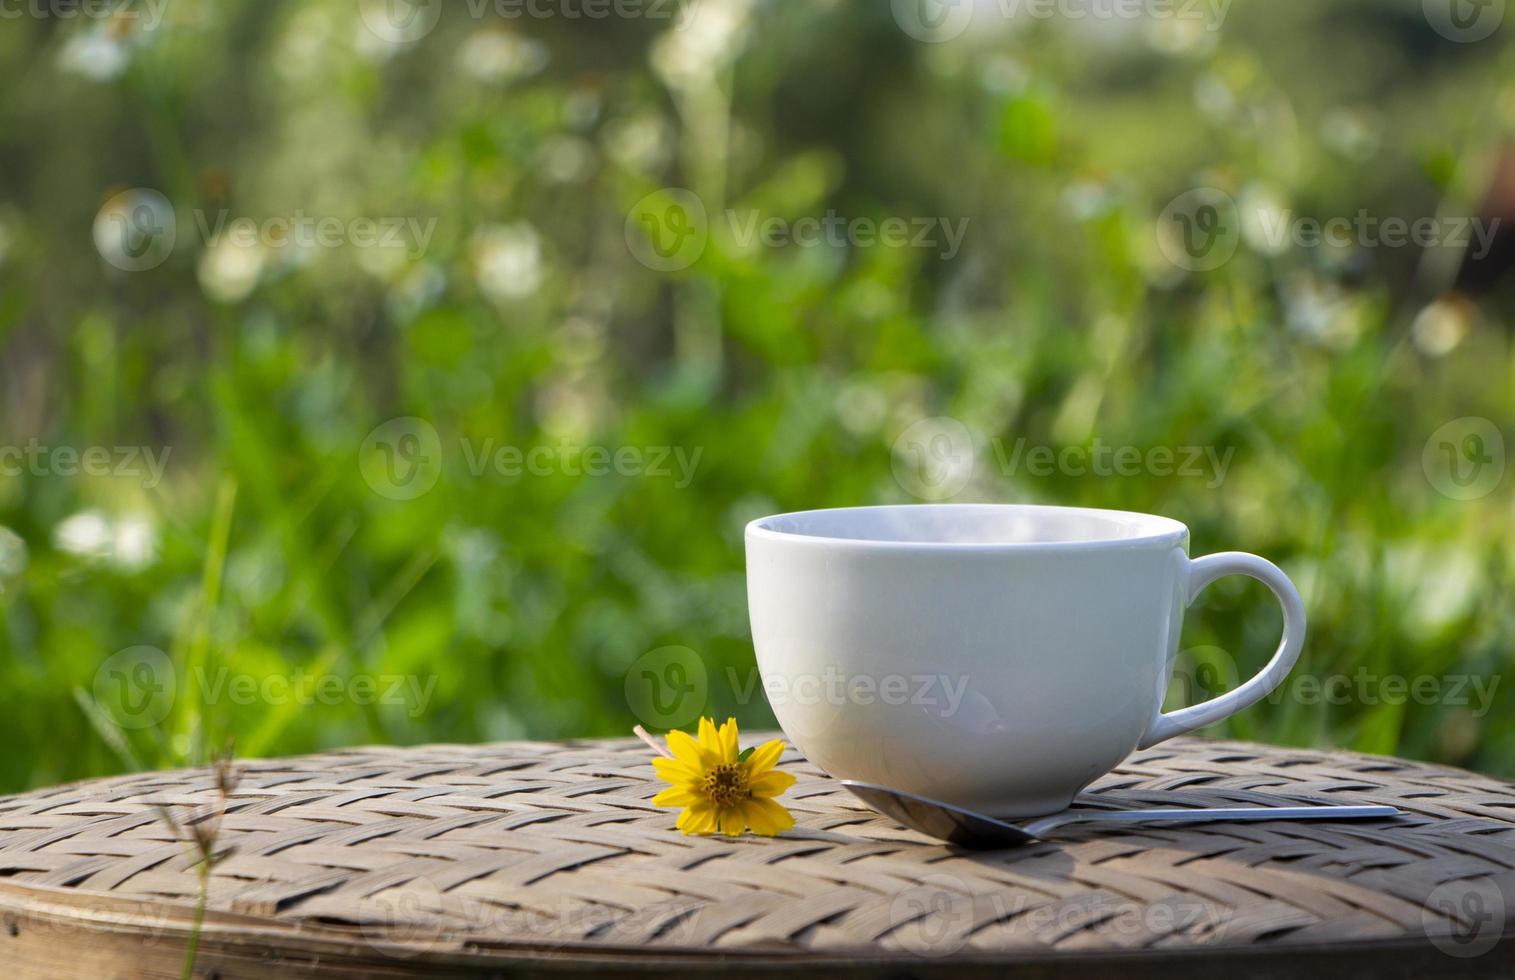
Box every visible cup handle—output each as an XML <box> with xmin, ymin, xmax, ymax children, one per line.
<box><xmin>1138</xmin><ymin>552</ymin><xmax>1306</xmax><ymax>749</ymax></box>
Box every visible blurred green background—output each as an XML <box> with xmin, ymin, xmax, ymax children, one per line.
<box><xmin>0</xmin><ymin>0</ymin><xmax>1512</xmax><ymax>794</ymax></box>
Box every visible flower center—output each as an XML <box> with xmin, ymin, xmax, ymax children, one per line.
<box><xmin>702</xmin><ymin>763</ymin><xmax>748</xmax><ymax>808</ymax></box>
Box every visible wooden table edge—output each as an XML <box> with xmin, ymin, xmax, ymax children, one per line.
<box><xmin>2</xmin><ymin>878</ymin><xmax>1511</xmax><ymax>979</ymax></box>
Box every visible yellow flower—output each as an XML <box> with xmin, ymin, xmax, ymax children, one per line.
<box><xmin>650</xmin><ymin>717</ymin><xmax>796</xmax><ymax>837</ymax></box>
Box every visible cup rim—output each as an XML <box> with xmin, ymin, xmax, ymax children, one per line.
<box><xmin>745</xmin><ymin>504</ymin><xmax>1190</xmax><ymax>552</ymax></box>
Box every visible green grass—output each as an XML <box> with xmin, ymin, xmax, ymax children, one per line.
<box><xmin>0</xmin><ymin>0</ymin><xmax>1511</xmax><ymax>792</ymax></box>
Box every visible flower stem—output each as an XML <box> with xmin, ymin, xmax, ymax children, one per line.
<box><xmin>633</xmin><ymin>725</ymin><xmax>673</xmax><ymax>758</ymax></box>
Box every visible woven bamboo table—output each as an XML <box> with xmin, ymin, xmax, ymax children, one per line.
<box><xmin>0</xmin><ymin>736</ymin><xmax>1512</xmax><ymax>978</ymax></box>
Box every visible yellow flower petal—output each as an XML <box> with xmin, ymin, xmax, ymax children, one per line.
<box><xmin>718</xmin><ymin>806</ymin><xmax>746</xmax><ymax>837</ymax></box>
<box><xmin>718</xmin><ymin>717</ymin><xmax>739</xmax><ymax>764</ymax></box>
<box><xmin>738</xmin><ymin>800</ymin><xmax>777</xmax><ymax>836</ymax></box>
<box><xmin>653</xmin><ymin>785</ymin><xmax>704</xmax><ymax>808</ymax></box>
<box><xmin>667</xmin><ymin>729</ymin><xmax>714</xmax><ymax>769</ymax></box>
<box><xmin>741</xmin><ymin>798</ymin><xmax>795</xmax><ymax>837</ymax></box>
<box><xmin>677</xmin><ymin>802</ymin><xmax>717</xmax><ymax>835</ymax></box>
<box><xmin>742</xmin><ymin>739</ymin><xmax>785</xmax><ymax>776</ymax></box>
<box><xmin>691</xmin><ymin>807</ymin><xmax>719</xmax><ymax>834</ymax></box>
<box><xmin>697</xmin><ymin>717</ymin><xmax>720</xmax><ymax>755</ymax></box>
<box><xmin>652</xmin><ymin>755</ymin><xmax>702</xmax><ymax>785</ymax></box>
<box><xmin>749</xmin><ymin>769</ymin><xmax>796</xmax><ymax>798</ymax></box>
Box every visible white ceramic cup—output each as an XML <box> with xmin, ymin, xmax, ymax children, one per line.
<box><xmin>745</xmin><ymin>504</ymin><xmax>1305</xmax><ymax>818</ymax></box>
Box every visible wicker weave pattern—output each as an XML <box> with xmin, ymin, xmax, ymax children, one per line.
<box><xmin>0</xmin><ymin>736</ymin><xmax>1512</xmax><ymax>963</ymax></box>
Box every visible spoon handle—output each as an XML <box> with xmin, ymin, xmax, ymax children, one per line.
<box><xmin>1025</xmin><ymin>804</ymin><xmax>1402</xmax><ymax>837</ymax></box>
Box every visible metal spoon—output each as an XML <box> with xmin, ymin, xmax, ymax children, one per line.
<box><xmin>842</xmin><ymin>780</ymin><xmax>1403</xmax><ymax>850</ymax></box>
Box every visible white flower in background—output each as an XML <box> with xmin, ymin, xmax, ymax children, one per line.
<box><xmin>552</xmin><ymin>316</ymin><xmax>607</xmax><ymax>368</ymax></box>
<box><xmin>1193</xmin><ymin>73</ymin><xmax>1235</xmax><ymax>122</ymax></box>
<box><xmin>1148</xmin><ymin>17</ymin><xmax>1216</xmax><ymax>57</ymax></box>
<box><xmin>1239</xmin><ymin>183</ymin><xmax>1291</xmax><ymax>258</ymax></box>
<box><xmin>112</xmin><ymin>513</ymin><xmax>159</xmax><ymax>571</ymax></box>
<box><xmin>54</xmin><ymin>510</ymin><xmax>160</xmax><ymax>570</ymax></box>
<box><xmin>387</xmin><ymin>262</ymin><xmax>448</xmax><ymax>322</ymax></box>
<box><xmin>602</xmin><ymin>114</ymin><xmax>673</xmax><ymax>175</ymax></box>
<box><xmin>1283</xmin><ymin>271</ymin><xmax>1362</xmax><ymax>350</ymax></box>
<box><xmin>445</xmin><ymin>525</ymin><xmax>502</xmax><ymax>570</ymax></box>
<box><xmin>1320</xmin><ymin>108</ymin><xmax>1381</xmax><ymax>162</ymax></box>
<box><xmin>358</xmin><ymin>238</ymin><xmax>409</xmax><ymax>279</ymax></box>
<box><xmin>54</xmin><ymin>510</ymin><xmax>113</xmax><ymax>559</ymax></box>
<box><xmin>0</xmin><ymin>526</ymin><xmax>27</xmax><ymax>593</ymax></box>
<box><xmin>471</xmin><ymin>223</ymin><xmax>542</xmax><ymax>301</ymax></box>
<box><xmin>198</xmin><ymin>236</ymin><xmax>265</xmax><ymax>303</ymax></box>
<box><xmin>1062</xmin><ymin>180</ymin><xmax>1112</xmax><ymax>221</ymax></box>
<box><xmin>1412</xmin><ymin>297</ymin><xmax>1471</xmax><ymax>357</ymax></box>
<box><xmin>652</xmin><ymin>0</ymin><xmax>752</xmax><ymax>88</ymax></box>
<box><xmin>458</xmin><ymin>29</ymin><xmax>548</xmax><ymax>83</ymax></box>
<box><xmin>538</xmin><ymin>136</ymin><xmax>596</xmax><ymax>184</ymax></box>
<box><xmin>57</xmin><ymin>25</ymin><xmax>131</xmax><ymax>81</ymax></box>
<box><xmin>1410</xmin><ymin>548</ymin><xmax>1481</xmax><ymax>637</ymax></box>
<box><xmin>978</xmin><ymin>56</ymin><xmax>1029</xmax><ymax>96</ymax></box>
<box><xmin>1383</xmin><ymin>543</ymin><xmax>1481</xmax><ymax>639</ymax></box>
<box><xmin>534</xmin><ymin>375</ymin><xmax>600</xmax><ymax>439</ymax></box>
<box><xmin>836</xmin><ymin>381</ymin><xmax>888</xmax><ymax>437</ymax></box>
